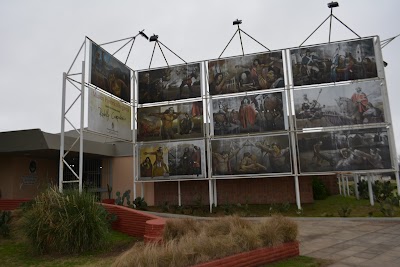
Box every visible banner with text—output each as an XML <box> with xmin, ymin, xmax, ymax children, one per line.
<box><xmin>88</xmin><ymin>88</ymin><xmax>132</xmax><ymax>141</ymax></box>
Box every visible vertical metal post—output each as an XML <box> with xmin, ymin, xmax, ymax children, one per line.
<box><xmin>396</xmin><ymin>171</ymin><xmax>400</xmax><ymax>196</ymax></box>
<box><xmin>338</xmin><ymin>175</ymin><xmax>342</xmax><ymax>195</ymax></box>
<box><xmin>213</xmin><ymin>179</ymin><xmax>218</xmax><ymax>207</ymax></box>
<box><xmin>59</xmin><ymin>72</ymin><xmax>67</xmax><ymax>193</ymax></box>
<box><xmin>367</xmin><ymin>174</ymin><xmax>374</xmax><ymax>206</ymax></box>
<box><xmin>285</xmin><ymin>49</ymin><xmax>301</xmax><ymax>209</ymax></box>
<box><xmin>209</xmin><ymin>180</ymin><xmax>213</xmax><ymax>213</ymax></box>
<box><xmin>133</xmin><ymin>71</ymin><xmax>138</xmax><ymax>201</ymax></box>
<box><xmin>203</xmin><ymin>61</ymin><xmax>215</xmax><ymax>212</ymax></box>
<box><xmin>178</xmin><ymin>181</ymin><xmax>182</xmax><ymax>206</ymax></box>
<box><xmin>354</xmin><ymin>174</ymin><xmax>359</xmax><ymax>200</ymax></box>
<box><xmin>341</xmin><ymin>175</ymin><xmax>346</xmax><ymax>197</ymax></box>
<box><xmin>79</xmin><ymin>61</ymin><xmax>85</xmax><ymax>193</ymax></box>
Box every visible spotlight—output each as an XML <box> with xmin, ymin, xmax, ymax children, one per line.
<box><xmin>327</xmin><ymin>1</ymin><xmax>339</xmax><ymax>8</ymax></box>
<box><xmin>383</xmin><ymin>61</ymin><xmax>388</xmax><ymax>67</ymax></box>
<box><xmin>233</xmin><ymin>19</ymin><xmax>242</xmax><ymax>25</ymax></box>
<box><xmin>139</xmin><ymin>30</ymin><xmax>149</xmax><ymax>40</ymax></box>
<box><xmin>149</xmin><ymin>34</ymin><xmax>158</xmax><ymax>42</ymax></box>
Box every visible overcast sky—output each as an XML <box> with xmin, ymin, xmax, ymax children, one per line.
<box><xmin>1</xmin><ymin>0</ymin><xmax>399</xmax><ymax>150</ymax></box>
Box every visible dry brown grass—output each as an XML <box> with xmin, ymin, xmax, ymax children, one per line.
<box><xmin>112</xmin><ymin>215</ymin><xmax>298</xmax><ymax>267</ymax></box>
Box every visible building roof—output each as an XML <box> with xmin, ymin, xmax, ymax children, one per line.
<box><xmin>0</xmin><ymin>129</ymin><xmax>133</xmax><ymax>158</ymax></box>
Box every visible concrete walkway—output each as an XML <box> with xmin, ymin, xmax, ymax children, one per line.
<box><xmin>296</xmin><ymin>218</ymin><xmax>400</xmax><ymax>267</ymax></box>
<box><xmin>148</xmin><ymin>212</ymin><xmax>400</xmax><ymax>266</ymax></box>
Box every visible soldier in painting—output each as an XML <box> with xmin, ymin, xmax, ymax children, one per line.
<box><xmin>145</xmin><ymin>147</ymin><xmax>169</xmax><ymax>177</ymax></box>
<box><xmin>238</xmin><ymin>152</ymin><xmax>267</xmax><ymax>173</ymax></box>
<box><xmin>149</xmin><ymin>107</ymin><xmax>182</xmax><ymax>139</ymax></box>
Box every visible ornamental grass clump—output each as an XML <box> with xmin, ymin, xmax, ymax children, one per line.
<box><xmin>20</xmin><ymin>187</ymin><xmax>111</xmax><ymax>254</ymax></box>
<box><xmin>113</xmin><ymin>215</ymin><xmax>298</xmax><ymax>267</ymax></box>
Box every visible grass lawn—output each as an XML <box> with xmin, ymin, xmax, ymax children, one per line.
<box><xmin>266</xmin><ymin>256</ymin><xmax>333</xmax><ymax>267</ymax></box>
<box><xmin>147</xmin><ymin>194</ymin><xmax>400</xmax><ymax>217</ymax></box>
<box><xmin>0</xmin><ymin>231</ymin><xmax>138</xmax><ymax>267</ymax></box>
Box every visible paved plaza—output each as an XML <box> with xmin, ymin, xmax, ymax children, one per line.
<box><xmin>296</xmin><ymin>218</ymin><xmax>400</xmax><ymax>267</ymax></box>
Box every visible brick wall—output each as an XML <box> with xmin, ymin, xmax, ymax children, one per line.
<box><xmin>101</xmin><ymin>203</ymin><xmax>165</xmax><ymax>241</ymax></box>
<box><xmin>192</xmin><ymin>241</ymin><xmax>299</xmax><ymax>267</ymax></box>
<box><xmin>0</xmin><ymin>199</ymin><xmax>31</xmax><ymax>210</ymax></box>
<box><xmin>154</xmin><ymin>175</ymin><xmax>338</xmax><ymax>205</ymax></box>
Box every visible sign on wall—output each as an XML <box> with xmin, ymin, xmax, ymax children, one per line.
<box><xmin>208</xmin><ymin>51</ymin><xmax>284</xmax><ymax>95</ymax></box>
<box><xmin>211</xmin><ymin>92</ymin><xmax>287</xmax><ymax>136</ymax></box>
<box><xmin>293</xmin><ymin>80</ymin><xmax>385</xmax><ymax>129</ymax></box>
<box><xmin>211</xmin><ymin>134</ymin><xmax>291</xmax><ymax>176</ymax></box>
<box><xmin>138</xmin><ymin>139</ymin><xmax>206</xmax><ymax>180</ymax></box>
<box><xmin>290</xmin><ymin>38</ymin><xmax>377</xmax><ymax>86</ymax></box>
<box><xmin>297</xmin><ymin>127</ymin><xmax>391</xmax><ymax>173</ymax></box>
<box><xmin>89</xmin><ymin>41</ymin><xmax>131</xmax><ymax>102</ymax></box>
<box><xmin>137</xmin><ymin>101</ymin><xmax>203</xmax><ymax>142</ymax></box>
<box><xmin>88</xmin><ymin>88</ymin><xmax>132</xmax><ymax>141</ymax></box>
<box><xmin>138</xmin><ymin>63</ymin><xmax>201</xmax><ymax>104</ymax></box>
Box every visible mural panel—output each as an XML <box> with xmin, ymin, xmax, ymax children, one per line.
<box><xmin>212</xmin><ymin>92</ymin><xmax>286</xmax><ymax>136</ymax></box>
<box><xmin>137</xmin><ymin>101</ymin><xmax>203</xmax><ymax>142</ymax></box>
<box><xmin>89</xmin><ymin>42</ymin><xmax>131</xmax><ymax>102</ymax></box>
<box><xmin>138</xmin><ymin>63</ymin><xmax>201</xmax><ymax>104</ymax></box>
<box><xmin>294</xmin><ymin>80</ymin><xmax>385</xmax><ymax>129</ymax></box>
<box><xmin>138</xmin><ymin>139</ymin><xmax>205</xmax><ymax>180</ymax></box>
<box><xmin>297</xmin><ymin>128</ymin><xmax>391</xmax><ymax>173</ymax></box>
<box><xmin>208</xmin><ymin>51</ymin><xmax>284</xmax><ymax>95</ymax></box>
<box><xmin>291</xmin><ymin>38</ymin><xmax>377</xmax><ymax>86</ymax></box>
<box><xmin>211</xmin><ymin>134</ymin><xmax>291</xmax><ymax>176</ymax></box>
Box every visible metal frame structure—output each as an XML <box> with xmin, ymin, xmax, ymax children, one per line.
<box><xmin>60</xmin><ymin>16</ymin><xmax>398</xmax><ymax>213</ymax></box>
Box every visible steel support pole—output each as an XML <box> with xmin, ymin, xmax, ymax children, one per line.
<box><xmin>178</xmin><ymin>181</ymin><xmax>182</xmax><ymax>207</ymax></box>
<box><xmin>285</xmin><ymin>49</ymin><xmax>301</xmax><ymax>210</ymax></box>
<box><xmin>213</xmin><ymin>179</ymin><xmax>218</xmax><ymax>207</ymax></box>
<box><xmin>209</xmin><ymin>180</ymin><xmax>213</xmax><ymax>213</ymax></box>
<box><xmin>368</xmin><ymin>174</ymin><xmax>374</xmax><ymax>206</ymax></box>
<box><xmin>341</xmin><ymin>175</ymin><xmax>346</xmax><ymax>197</ymax></box>
<box><xmin>79</xmin><ymin>61</ymin><xmax>85</xmax><ymax>193</ymax></box>
<box><xmin>354</xmin><ymin>174</ymin><xmax>359</xmax><ymax>200</ymax></box>
<box><xmin>59</xmin><ymin>72</ymin><xmax>67</xmax><ymax>193</ymax></box>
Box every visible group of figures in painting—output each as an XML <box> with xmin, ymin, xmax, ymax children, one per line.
<box><xmin>294</xmin><ymin>80</ymin><xmax>385</xmax><ymax>128</ymax></box>
<box><xmin>138</xmin><ymin>63</ymin><xmax>201</xmax><ymax>104</ymax></box>
<box><xmin>90</xmin><ymin>42</ymin><xmax>131</xmax><ymax>102</ymax></box>
<box><xmin>211</xmin><ymin>135</ymin><xmax>291</xmax><ymax>175</ymax></box>
<box><xmin>208</xmin><ymin>52</ymin><xmax>285</xmax><ymax>95</ymax></box>
<box><xmin>137</xmin><ymin>101</ymin><xmax>203</xmax><ymax>142</ymax></box>
<box><xmin>298</xmin><ymin>128</ymin><xmax>391</xmax><ymax>172</ymax></box>
<box><xmin>291</xmin><ymin>39</ymin><xmax>377</xmax><ymax>86</ymax></box>
<box><xmin>140</xmin><ymin>142</ymin><xmax>203</xmax><ymax>179</ymax></box>
<box><xmin>212</xmin><ymin>92</ymin><xmax>285</xmax><ymax>135</ymax></box>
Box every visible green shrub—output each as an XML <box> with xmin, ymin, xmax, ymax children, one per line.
<box><xmin>0</xmin><ymin>210</ymin><xmax>12</xmax><ymax>238</ymax></box>
<box><xmin>337</xmin><ymin>205</ymin><xmax>352</xmax><ymax>217</ymax></box>
<box><xmin>312</xmin><ymin>177</ymin><xmax>328</xmax><ymax>200</ymax></box>
<box><xmin>20</xmin><ymin>187</ymin><xmax>111</xmax><ymax>254</ymax></box>
<box><xmin>132</xmin><ymin>197</ymin><xmax>147</xmax><ymax>210</ymax></box>
<box><xmin>116</xmin><ymin>190</ymin><xmax>131</xmax><ymax>206</ymax></box>
<box><xmin>357</xmin><ymin>180</ymin><xmax>369</xmax><ymax>199</ymax></box>
<box><xmin>374</xmin><ymin>180</ymin><xmax>396</xmax><ymax>203</ymax></box>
